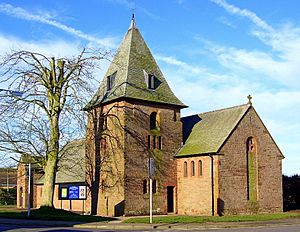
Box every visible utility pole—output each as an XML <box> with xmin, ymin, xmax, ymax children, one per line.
<box><xmin>6</xmin><ymin>168</ymin><xmax>9</xmax><ymax>193</ymax></box>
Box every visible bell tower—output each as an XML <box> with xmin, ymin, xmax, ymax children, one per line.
<box><xmin>84</xmin><ymin>16</ymin><xmax>186</xmax><ymax>216</ymax></box>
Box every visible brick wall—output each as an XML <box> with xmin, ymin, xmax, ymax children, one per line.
<box><xmin>85</xmin><ymin>101</ymin><xmax>126</xmax><ymax>216</ymax></box>
<box><xmin>86</xmin><ymin>100</ymin><xmax>182</xmax><ymax>216</ymax></box>
<box><xmin>177</xmin><ymin>156</ymin><xmax>219</xmax><ymax>215</ymax></box>
<box><xmin>218</xmin><ymin>107</ymin><xmax>283</xmax><ymax>215</ymax></box>
<box><xmin>124</xmin><ymin>100</ymin><xmax>182</xmax><ymax>215</ymax></box>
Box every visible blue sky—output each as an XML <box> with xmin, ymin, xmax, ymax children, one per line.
<box><xmin>0</xmin><ymin>0</ymin><xmax>299</xmax><ymax>175</ymax></box>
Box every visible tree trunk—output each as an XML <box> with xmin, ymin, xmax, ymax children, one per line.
<box><xmin>41</xmin><ymin>114</ymin><xmax>60</xmax><ymax>207</ymax></box>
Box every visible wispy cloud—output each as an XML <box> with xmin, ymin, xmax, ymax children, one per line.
<box><xmin>210</xmin><ymin>0</ymin><xmax>274</xmax><ymax>32</ymax></box>
<box><xmin>217</xmin><ymin>17</ymin><xmax>236</xmax><ymax>28</ymax></box>
<box><xmin>208</xmin><ymin>0</ymin><xmax>300</xmax><ymax>89</ymax></box>
<box><xmin>0</xmin><ymin>3</ymin><xmax>117</xmax><ymax>48</ymax></box>
<box><xmin>0</xmin><ymin>33</ymin><xmax>80</xmax><ymax>57</ymax></box>
<box><xmin>156</xmin><ymin>55</ymin><xmax>206</xmax><ymax>75</ymax></box>
<box><xmin>177</xmin><ymin>0</ymin><xmax>300</xmax><ymax>175</ymax></box>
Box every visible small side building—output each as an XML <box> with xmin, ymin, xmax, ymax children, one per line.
<box><xmin>176</xmin><ymin>103</ymin><xmax>284</xmax><ymax>215</ymax></box>
<box><xmin>17</xmin><ymin>139</ymin><xmax>87</xmax><ymax>212</ymax></box>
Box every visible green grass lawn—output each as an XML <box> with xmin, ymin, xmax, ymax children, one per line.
<box><xmin>0</xmin><ymin>204</ymin><xmax>17</xmax><ymax>208</ymax></box>
<box><xmin>0</xmin><ymin>207</ymin><xmax>115</xmax><ymax>223</ymax></box>
<box><xmin>123</xmin><ymin>212</ymin><xmax>300</xmax><ymax>224</ymax></box>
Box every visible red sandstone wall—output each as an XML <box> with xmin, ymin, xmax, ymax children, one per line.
<box><xmin>218</xmin><ymin>107</ymin><xmax>283</xmax><ymax>215</ymax></box>
<box><xmin>85</xmin><ymin>102</ymin><xmax>126</xmax><ymax>216</ymax></box>
<box><xmin>124</xmin><ymin>100</ymin><xmax>182</xmax><ymax>215</ymax></box>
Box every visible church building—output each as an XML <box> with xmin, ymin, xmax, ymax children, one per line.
<box><xmin>17</xmin><ymin>17</ymin><xmax>284</xmax><ymax>216</ymax></box>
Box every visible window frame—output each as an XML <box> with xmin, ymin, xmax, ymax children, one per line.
<box><xmin>158</xmin><ymin>136</ymin><xmax>162</xmax><ymax>150</ymax></box>
<box><xmin>184</xmin><ymin>161</ymin><xmax>188</xmax><ymax>177</ymax></box>
<box><xmin>198</xmin><ymin>160</ymin><xmax>203</xmax><ymax>176</ymax></box>
<box><xmin>150</xmin><ymin>112</ymin><xmax>157</xmax><ymax>130</ymax></box>
<box><xmin>107</xmin><ymin>71</ymin><xmax>116</xmax><ymax>91</ymax></box>
<box><xmin>143</xmin><ymin>179</ymin><xmax>148</xmax><ymax>194</ymax></box>
<box><xmin>152</xmin><ymin>179</ymin><xmax>157</xmax><ymax>194</ymax></box>
<box><xmin>148</xmin><ymin>74</ymin><xmax>155</xmax><ymax>90</ymax></box>
<box><xmin>191</xmin><ymin>161</ymin><xmax>195</xmax><ymax>176</ymax></box>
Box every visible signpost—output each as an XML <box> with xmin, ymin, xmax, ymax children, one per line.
<box><xmin>79</xmin><ymin>186</ymin><xmax>86</xmax><ymax>199</ymax></box>
<box><xmin>148</xmin><ymin>157</ymin><xmax>154</xmax><ymax>224</ymax></box>
<box><xmin>59</xmin><ymin>185</ymin><xmax>86</xmax><ymax>200</ymax></box>
<box><xmin>58</xmin><ymin>185</ymin><xmax>86</xmax><ymax>213</ymax></box>
<box><xmin>68</xmin><ymin>186</ymin><xmax>79</xmax><ymax>199</ymax></box>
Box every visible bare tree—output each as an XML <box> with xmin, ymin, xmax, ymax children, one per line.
<box><xmin>0</xmin><ymin>49</ymin><xmax>107</xmax><ymax>207</ymax></box>
<box><xmin>85</xmin><ymin>102</ymin><xmax>174</xmax><ymax>215</ymax></box>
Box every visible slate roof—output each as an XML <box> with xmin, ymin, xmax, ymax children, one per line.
<box><xmin>177</xmin><ymin>104</ymin><xmax>250</xmax><ymax>157</ymax></box>
<box><xmin>84</xmin><ymin>18</ymin><xmax>186</xmax><ymax>110</ymax></box>
<box><xmin>35</xmin><ymin>139</ymin><xmax>85</xmax><ymax>184</ymax></box>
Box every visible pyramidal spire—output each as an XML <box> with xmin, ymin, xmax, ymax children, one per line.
<box><xmin>84</xmin><ymin>17</ymin><xmax>186</xmax><ymax>110</ymax></box>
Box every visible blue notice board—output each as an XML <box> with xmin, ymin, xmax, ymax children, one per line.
<box><xmin>68</xmin><ymin>186</ymin><xmax>79</xmax><ymax>199</ymax></box>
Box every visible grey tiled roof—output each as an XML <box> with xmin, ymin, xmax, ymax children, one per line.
<box><xmin>35</xmin><ymin>139</ymin><xmax>85</xmax><ymax>184</ymax></box>
<box><xmin>84</xmin><ymin>19</ymin><xmax>186</xmax><ymax>110</ymax></box>
<box><xmin>177</xmin><ymin>104</ymin><xmax>250</xmax><ymax>157</ymax></box>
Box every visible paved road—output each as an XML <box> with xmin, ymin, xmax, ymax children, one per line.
<box><xmin>1</xmin><ymin>224</ymin><xmax>300</xmax><ymax>232</ymax></box>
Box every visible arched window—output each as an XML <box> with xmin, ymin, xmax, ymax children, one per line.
<box><xmin>191</xmin><ymin>161</ymin><xmax>195</xmax><ymax>176</ymax></box>
<box><xmin>198</xmin><ymin>160</ymin><xmax>203</xmax><ymax>176</ymax></box>
<box><xmin>248</xmin><ymin>137</ymin><xmax>255</xmax><ymax>152</ymax></box>
<box><xmin>103</xmin><ymin>116</ymin><xmax>107</xmax><ymax>130</ymax></box>
<box><xmin>184</xmin><ymin>161</ymin><xmax>188</xmax><ymax>177</ymax></box>
<box><xmin>101</xmin><ymin>179</ymin><xmax>105</xmax><ymax>193</ymax></box>
<box><xmin>158</xmin><ymin>136</ymin><xmax>162</xmax><ymax>150</ymax></box>
<box><xmin>100</xmin><ymin>137</ymin><xmax>107</xmax><ymax>150</ymax></box>
<box><xmin>152</xmin><ymin>179</ymin><xmax>157</xmax><ymax>193</ymax></box>
<box><xmin>143</xmin><ymin>179</ymin><xmax>147</xmax><ymax>194</ymax></box>
<box><xmin>246</xmin><ymin>137</ymin><xmax>258</xmax><ymax>201</ymax></box>
<box><xmin>150</xmin><ymin>112</ymin><xmax>157</xmax><ymax>130</ymax></box>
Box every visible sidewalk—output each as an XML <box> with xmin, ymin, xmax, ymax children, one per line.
<box><xmin>0</xmin><ymin>217</ymin><xmax>300</xmax><ymax>230</ymax></box>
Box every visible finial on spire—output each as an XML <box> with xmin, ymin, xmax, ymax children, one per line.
<box><xmin>129</xmin><ymin>9</ymin><xmax>136</xmax><ymax>30</ymax></box>
<box><xmin>247</xmin><ymin>95</ymin><xmax>252</xmax><ymax>106</ymax></box>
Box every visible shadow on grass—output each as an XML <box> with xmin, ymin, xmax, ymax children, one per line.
<box><xmin>0</xmin><ymin>206</ymin><xmax>116</xmax><ymax>223</ymax></box>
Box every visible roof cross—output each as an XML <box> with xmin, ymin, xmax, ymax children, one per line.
<box><xmin>247</xmin><ymin>95</ymin><xmax>252</xmax><ymax>106</ymax></box>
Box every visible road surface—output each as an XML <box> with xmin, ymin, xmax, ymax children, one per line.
<box><xmin>1</xmin><ymin>223</ymin><xmax>300</xmax><ymax>232</ymax></box>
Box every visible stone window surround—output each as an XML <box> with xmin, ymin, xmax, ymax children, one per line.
<box><xmin>183</xmin><ymin>159</ymin><xmax>204</xmax><ymax>178</ymax></box>
<box><xmin>142</xmin><ymin>179</ymin><xmax>157</xmax><ymax>194</ymax></box>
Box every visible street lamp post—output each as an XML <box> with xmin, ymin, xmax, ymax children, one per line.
<box><xmin>6</xmin><ymin>168</ymin><xmax>9</xmax><ymax>193</ymax></box>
